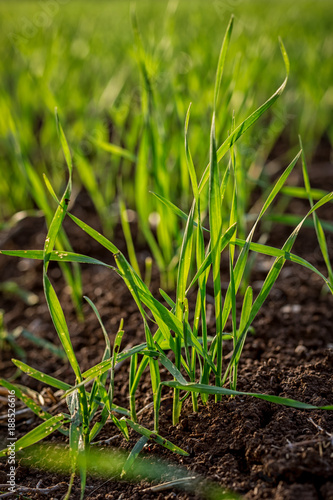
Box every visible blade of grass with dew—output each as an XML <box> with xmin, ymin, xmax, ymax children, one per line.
<box><xmin>44</xmin><ymin>112</ymin><xmax>90</xmax><ymax>467</ymax></box>
<box><xmin>10</xmin><ymin>360</ymin><xmax>71</xmax><ymax>391</ymax></box>
<box><xmin>0</xmin><ymin>249</ymin><xmax>116</xmax><ymax>269</ymax></box>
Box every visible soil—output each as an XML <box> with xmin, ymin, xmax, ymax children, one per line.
<box><xmin>0</xmin><ymin>141</ymin><xmax>332</xmax><ymax>499</ymax></box>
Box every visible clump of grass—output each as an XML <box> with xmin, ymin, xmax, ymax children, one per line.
<box><xmin>1</xmin><ymin>17</ymin><xmax>333</xmax><ymax>498</ymax></box>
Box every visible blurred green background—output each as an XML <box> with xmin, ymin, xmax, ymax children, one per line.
<box><xmin>1</xmin><ymin>0</ymin><xmax>332</xmax><ymax>224</ymax></box>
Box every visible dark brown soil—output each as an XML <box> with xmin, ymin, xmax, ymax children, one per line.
<box><xmin>0</xmin><ymin>150</ymin><xmax>333</xmax><ymax>499</ymax></box>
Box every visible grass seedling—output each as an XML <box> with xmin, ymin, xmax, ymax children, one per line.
<box><xmin>47</xmin><ymin>31</ymin><xmax>333</xmax><ymax>432</ymax></box>
<box><xmin>1</xmin><ymin>15</ymin><xmax>333</xmax><ymax>498</ymax></box>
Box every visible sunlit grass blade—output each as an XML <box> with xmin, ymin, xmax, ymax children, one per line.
<box><xmin>138</xmin><ymin>287</ymin><xmax>216</xmax><ymax>374</ymax></box>
<box><xmin>233</xmin><ymin>239</ymin><xmax>333</xmax><ymax>293</ymax></box>
<box><xmin>55</xmin><ymin>108</ymin><xmax>72</xmax><ymax>174</ymax></box>
<box><xmin>185</xmin><ymin>103</ymin><xmax>199</xmax><ymax>202</ymax></box>
<box><xmin>229</xmin><ymin>253</ymin><xmax>237</xmax><ymax>390</ymax></box>
<box><xmin>84</xmin><ymin>296</ymin><xmax>111</xmax><ymax>354</ymax></box>
<box><xmin>214</xmin><ymin>15</ymin><xmax>234</xmax><ymax>110</ymax></box>
<box><xmin>176</xmin><ymin>204</ymin><xmax>194</xmax><ymax>313</ymax></box>
<box><xmin>65</xmin><ymin>344</ymin><xmax>148</xmax><ymax>395</ymax></box>
<box><xmin>159</xmin><ymin>288</ymin><xmax>176</xmax><ymax>309</ymax></box>
<box><xmin>281</xmin><ymin>185</ymin><xmax>327</xmax><ymax>201</ymax></box>
<box><xmin>68</xmin><ymin>213</ymin><xmax>120</xmax><ymax>255</ymax></box>
<box><xmin>11</xmin><ymin>360</ymin><xmax>71</xmax><ymax>391</ymax></box>
<box><xmin>161</xmin><ymin>381</ymin><xmax>333</xmax><ymax>410</ymax></box>
<box><xmin>0</xmin><ymin>249</ymin><xmax>116</xmax><ymax>270</ymax></box>
<box><xmin>264</xmin><ymin>213</ymin><xmax>333</xmax><ymax>232</ymax></box>
<box><xmin>152</xmin><ymin>343</ymin><xmax>188</xmax><ymax>385</ymax></box>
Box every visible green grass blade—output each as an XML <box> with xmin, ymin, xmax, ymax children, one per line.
<box><xmin>176</xmin><ymin>205</ymin><xmax>194</xmax><ymax>314</ymax></box>
<box><xmin>222</xmin><ymin>151</ymin><xmax>301</xmax><ymax>328</ymax></box>
<box><xmin>55</xmin><ymin>108</ymin><xmax>72</xmax><ymax>174</ymax></box>
<box><xmin>138</xmin><ymin>288</ymin><xmax>216</xmax><ymax>374</ymax></box>
<box><xmin>265</xmin><ymin>214</ymin><xmax>333</xmax><ymax>233</ymax></box>
<box><xmin>0</xmin><ymin>249</ymin><xmax>116</xmax><ymax>269</ymax></box>
<box><xmin>233</xmin><ymin>239</ymin><xmax>333</xmax><ymax>293</ymax></box>
<box><xmin>119</xmin><ymin>194</ymin><xmax>141</xmax><ymax>277</ymax></box>
<box><xmin>161</xmin><ymin>381</ymin><xmax>333</xmax><ymax>410</ymax></box>
<box><xmin>43</xmin><ymin>274</ymin><xmax>81</xmax><ymax>380</ymax></box>
<box><xmin>84</xmin><ymin>296</ymin><xmax>111</xmax><ymax>353</ymax></box>
<box><xmin>159</xmin><ymin>288</ymin><xmax>176</xmax><ymax>309</ymax></box>
<box><xmin>214</xmin><ymin>15</ymin><xmax>234</xmax><ymax>110</ymax></box>
<box><xmin>64</xmin><ymin>344</ymin><xmax>148</xmax><ymax>394</ymax></box>
<box><xmin>68</xmin><ymin>213</ymin><xmax>119</xmax><ymax>255</ymax></box>
<box><xmin>184</xmin><ymin>103</ymin><xmax>199</xmax><ymax>202</ymax></box>
<box><xmin>152</xmin><ymin>343</ymin><xmax>188</xmax><ymax>385</ymax></box>
<box><xmin>209</xmin><ymin>113</ymin><xmax>223</xmax><ymax>393</ymax></box>
<box><xmin>11</xmin><ymin>360</ymin><xmax>71</xmax><ymax>391</ymax></box>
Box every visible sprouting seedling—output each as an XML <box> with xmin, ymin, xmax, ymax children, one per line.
<box><xmin>1</xmin><ymin>16</ymin><xmax>333</xmax><ymax>500</ymax></box>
